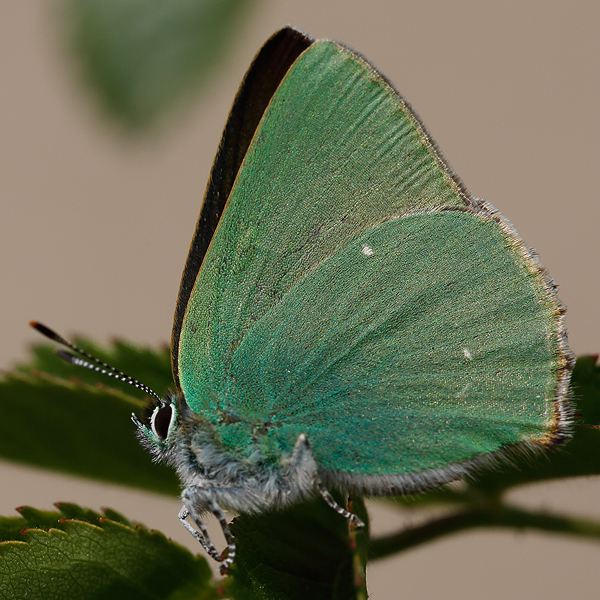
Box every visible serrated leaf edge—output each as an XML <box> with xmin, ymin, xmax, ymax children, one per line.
<box><xmin>3</xmin><ymin>370</ymin><xmax>145</xmax><ymax>408</ymax></box>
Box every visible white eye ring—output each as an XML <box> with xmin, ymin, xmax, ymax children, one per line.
<box><xmin>151</xmin><ymin>403</ymin><xmax>175</xmax><ymax>441</ymax></box>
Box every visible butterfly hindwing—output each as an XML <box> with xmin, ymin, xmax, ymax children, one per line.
<box><xmin>227</xmin><ymin>210</ymin><xmax>563</xmax><ymax>478</ymax></box>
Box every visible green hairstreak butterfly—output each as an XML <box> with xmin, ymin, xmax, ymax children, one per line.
<box><xmin>32</xmin><ymin>26</ymin><xmax>574</xmax><ymax>571</ymax></box>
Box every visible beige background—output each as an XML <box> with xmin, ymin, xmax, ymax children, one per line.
<box><xmin>1</xmin><ymin>1</ymin><xmax>600</xmax><ymax>598</ymax></box>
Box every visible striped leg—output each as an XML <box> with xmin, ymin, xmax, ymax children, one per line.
<box><xmin>317</xmin><ymin>481</ymin><xmax>365</xmax><ymax>527</ymax></box>
<box><xmin>208</xmin><ymin>500</ymin><xmax>236</xmax><ymax>574</ymax></box>
<box><xmin>178</xmin><ymin>505</ymin><xmax>223</xmax><ymax>562</ymax></box>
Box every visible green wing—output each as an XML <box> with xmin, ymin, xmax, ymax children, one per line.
<box><xmin>177</xmin><ymin>39</ymin><xmax>572</xmax><ymax>484</ymax></box>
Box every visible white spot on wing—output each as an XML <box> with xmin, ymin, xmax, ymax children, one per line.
<box><xmin>456</xmin><ymin>383</ymin><xmax>471</xmax><ymax>398</ymax></box>
<box><xmin>361</xmin><ymin>244</ymin><xmax>374</xmax><ymax>256</ymax></box>
<box><xmin>463</xmin><ymin>348</ymin><xmax>472</xmax><ymax>360</ymax></box>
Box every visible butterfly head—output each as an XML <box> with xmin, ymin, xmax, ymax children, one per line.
<box><xmin>29</xmin><ymin>321</ymin><xmax>187</xmax><ymax>465</ymax></box>
<box><xmin>133</xmin><ymin>392</ymin><xmax>181</xmax><ymax>463</ymax></box>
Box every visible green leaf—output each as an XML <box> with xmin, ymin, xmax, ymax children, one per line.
<box><xmin>226</xmin><ymin>494</ymin><xmax>369</xmax><ymax>600</ymax></box>
<box><xmin>0</xmin><ymin>340</ymin><xmax>180</xmax><ymax>495</ymax></box>
<box><xmin>0</xmin><ymin>504</ymin><xmax>217</xmax><ymax>600</ymax></box>
<box><xmin>65</xmin><ymin>0</ymin><xmax>255</xmax><ymax>130</ymax></box>
<box><xmin>0</xmin><ymin>507</ymin><xmax>65</xmax><ymax>542</ymax></box>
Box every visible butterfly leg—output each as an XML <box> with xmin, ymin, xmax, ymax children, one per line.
<box><xmin>289</xmin><ymin>434</ymin><xmax>364</xmax><ymax>528</ymax></box>
<box><xmin>317</xmin><ymin>481</ymin><xmax>365</xmax><ymax>527</ymax></box>
<box><xmin>207</xmin><ymin>500</ymin><xmax>236</xmax><ymax>574</ymax></box>
<box><xmin>178</xmin><ymin>503</ymin><xmax>223</xmax><ymax>562</ymax></box>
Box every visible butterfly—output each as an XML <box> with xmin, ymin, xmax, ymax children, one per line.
<box><xmin>32</xmin><ymin>26</ymin><xmax>574</xmax><ymax>572</ymax></box>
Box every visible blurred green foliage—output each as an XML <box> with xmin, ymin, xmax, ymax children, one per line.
<box><xmin>65</xmin><ymin>0</ymin><xmax>256</xmax><ymax>130</ymax></box>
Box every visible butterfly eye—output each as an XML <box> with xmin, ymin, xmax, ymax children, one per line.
<box><xmin>151</xmin><ymin>404</ymin><xmax>174</xmax><ymax>441</ymax></box>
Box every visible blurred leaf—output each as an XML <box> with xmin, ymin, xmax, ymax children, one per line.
<box><xmin>0</xmin><ymin>340</ymin><xmax>180</xmax><ymax>495</ymax></box>
<box><xmin>65</xmin><ymin>0</ymin><xmax>255</xmax><ymax>130</ymax></box>
<box><xmin>0</xmin><ymin>503</ymin><xmax>217</xmax><ymax>600</ymax></box>
<box><xmin>226</xmin><ymin>494</ymin><xmax>369</xmax><ymax>600</ymax></box>
<box><xmin>570</xmin><ymin>354</ymin><xmax>600</xmax><ymax>425</ymax></box>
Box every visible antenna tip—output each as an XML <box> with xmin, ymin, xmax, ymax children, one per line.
<box><xmin>30</xmin><ymin>321</ymin><xmax>50</xmax><ymax>335</ymax></box>
<box><xmin>30</xmin><ymin>321</ymin><xmax>63</xmax><ymax>343</ymax></box>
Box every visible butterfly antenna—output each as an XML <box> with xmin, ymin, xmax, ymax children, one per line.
<box><xmin>29</xmin><ymin>321</ymin><xmax>163</xmax><ymax>405</ymax></box>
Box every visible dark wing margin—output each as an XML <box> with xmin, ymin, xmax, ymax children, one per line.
<box><xmin>171</xmin><ymin>26</ymin><xmax>315</xmax><ymax>385</ymax></box>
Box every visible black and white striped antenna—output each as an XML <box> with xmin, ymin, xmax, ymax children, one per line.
<box><xmin>29</xmin><ymin>321</ymin><xmax>163</xmax><ymax>405</ymax></box>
